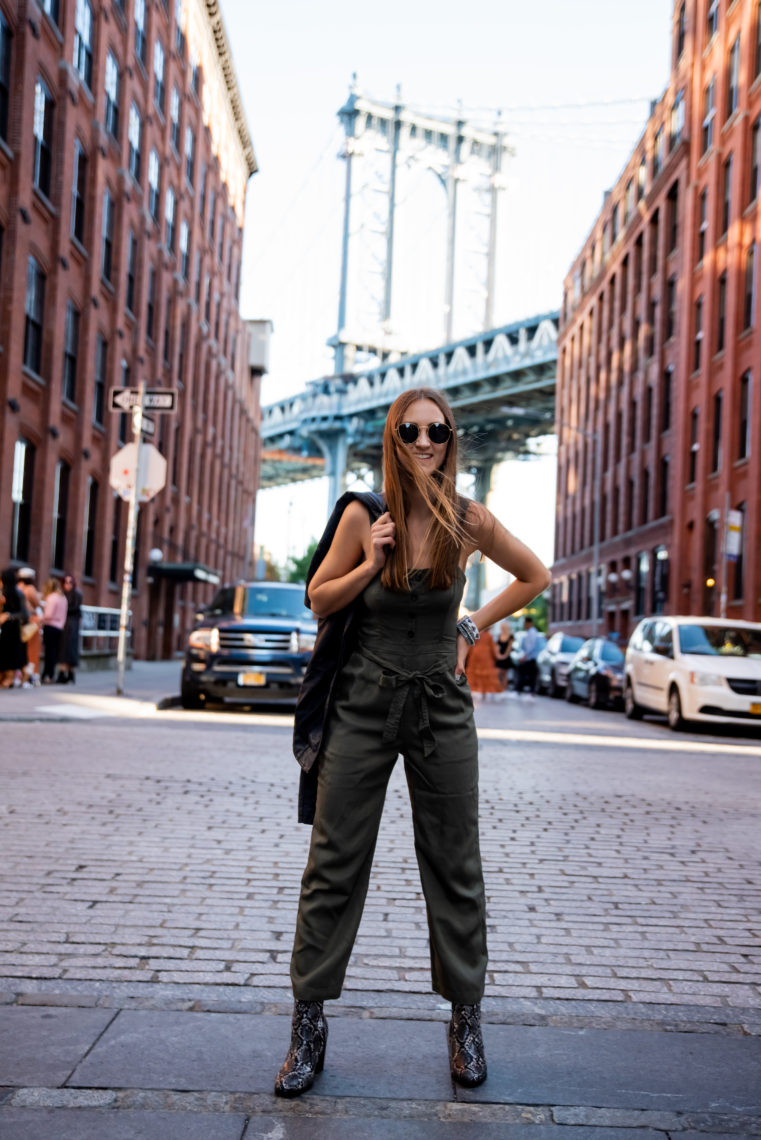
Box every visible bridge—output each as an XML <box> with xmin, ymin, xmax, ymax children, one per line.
<box><xmin>260</xmin><ymin>310</ymin><xmax>560</xmax><ymax>507</ymax></box>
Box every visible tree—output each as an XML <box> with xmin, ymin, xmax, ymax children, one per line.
<box><xmin>287</xmin><ymin>540</ymin><xmax>318</xmax><ymax>583</ymax></box>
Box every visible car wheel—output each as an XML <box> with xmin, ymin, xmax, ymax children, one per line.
<box><xmin>550</xmin><ymin>670</ymin><xmax>562</xmax><ymax>699</ymax></box>
<box><xmin>667</xmin><ymin>685</ymin><xmax>685</xmax><ymax>731</ymax></box>
<box><xmin>565</xmin><ymin>677</ymin><xmax>578</xmax><ymax>703</ymax></box>
<box><xmin>588</xmin><ymin>678</ymin><xmax>602</xmax><ymax>710</ymax></box>
<box><xmin>624</xmin><ymin>679</ymin><xmax>643</xmax><ymax>720</ymax></box>
<box><xmin>181</xmin><ymin>678</ymin><xmax>204</xmax><ymax>710</ymax></box>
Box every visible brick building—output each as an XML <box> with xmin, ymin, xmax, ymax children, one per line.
<box><xmin>553</xmin><ymin>0</ymin><xmax>761</xmax><ymax>638</ymax></box>
<box><xmin>0</xmin><ymin>0</ymin><xmax>261</xmax><ymax>658</ymax></box>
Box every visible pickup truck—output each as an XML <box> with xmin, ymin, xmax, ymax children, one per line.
<box><xmin>180</xmin><ymin>581</ymin><xmax>317</xmax><ymax>708</ymax></box>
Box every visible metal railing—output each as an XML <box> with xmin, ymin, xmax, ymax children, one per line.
<box><xmin>80</xmin><ymin>606</ymin><xmax>130</xmax><ymax>657</ymax></box>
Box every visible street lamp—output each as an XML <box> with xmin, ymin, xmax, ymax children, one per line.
<box><xmin>502</xmin><ymin>405</ymin><xmax>602</xmax><ymax>638</ymax></box>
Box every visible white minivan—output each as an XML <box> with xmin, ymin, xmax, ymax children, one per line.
<box><xmin>624</xmin><ymin>616</ymin><xmax>761</xmax><ymax>731</ymax></box>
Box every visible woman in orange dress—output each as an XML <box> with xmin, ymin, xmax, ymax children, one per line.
<box><xmin>465</xmin><ymin>626</ymin><xmax>503</xmax><ymax>699</ymax></box>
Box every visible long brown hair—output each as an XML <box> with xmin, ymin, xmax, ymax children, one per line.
<box><xmin>381</xmin><ymin>388</ymin><xmax>471</xmax><ymax>591</ymax></box>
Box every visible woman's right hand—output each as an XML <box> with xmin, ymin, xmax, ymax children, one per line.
<box><xmin>369</xmin><ymin>511</ymin><xmax>396</xmax><ymax>571</ymax></box>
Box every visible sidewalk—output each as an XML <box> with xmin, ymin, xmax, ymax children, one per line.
<box><xmin>1</xmin><ymin>988</ymin><xmax>761</xmax><ymax>1138</ymax></box>
<box><xmin>0</xmin><ymin>660</ymin><xmax>183</xmax><ymax>720</ymax></box>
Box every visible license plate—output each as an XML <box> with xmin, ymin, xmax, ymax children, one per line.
<box><xmin>238</xmin><ymin>672</ymin><xmax>266</xmax><ymax>687</ymax></box>
<box><xmin>750</xmin><ymin>702</ymin><xmax>761</xmax><ymax>715</ymax></box>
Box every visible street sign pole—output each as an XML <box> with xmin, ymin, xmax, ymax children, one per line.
<box><xmin>116</xmin><ymin>380</ymin><xmax>146</xmax><ymax>695</ymax></box>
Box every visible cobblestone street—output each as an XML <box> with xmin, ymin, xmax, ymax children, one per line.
<box><xmin>1</xmin><ymin>682</ymin><xmax>761</xmax><ymax>1136</ymax></box>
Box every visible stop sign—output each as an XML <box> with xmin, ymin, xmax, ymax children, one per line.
<box><xmin>109</xmin><ymin>442</ymin><xmax>167</xmax><ymax>503</ymax></box>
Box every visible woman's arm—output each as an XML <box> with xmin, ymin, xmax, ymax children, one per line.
<box><xmin>307</xmin><ymin>502</ymin><xmax>396</xmax><ymax>618</ymax></box>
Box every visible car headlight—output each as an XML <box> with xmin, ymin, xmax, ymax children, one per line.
<box><xmin>188</xmin><ymin>627</ymin><xmax>219</xmax><ymax>652</ymax></box>
<box><xmin>290</xmin><ymin>631</ymin><xmax>316</xmax><ymax>653</ymax></box>
<box><xmin>689</xmin><ymin>671</ymin><xmax>725</xmax><ymax>687</ymax></box>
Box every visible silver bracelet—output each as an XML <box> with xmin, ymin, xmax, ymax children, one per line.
<box><xmin>456</xmin><ymin>615</ymin><xmax>480</xmax><ymax>645</ymax></box>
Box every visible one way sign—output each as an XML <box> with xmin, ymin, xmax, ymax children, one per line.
<box><xmin>109</xmin><ymin>387</ymin><xmax>178</xmax><ymax>413</ymax></box>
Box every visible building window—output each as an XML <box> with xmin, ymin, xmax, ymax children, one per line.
<box><xmin>653</xmin><ymin>125</ymin><xmax>664</xmax><ymax>179</ymax></box>
<box><xmin>702</xmin><ymin>77</ymin><xmax>716</xmax><ymax>154</ymax></box>
<box><xmin>641</xmin><ymin>467</ymin><xmax>650</xmax><ymax>525</ymax></box>
<box><xmin>83</xmin><ymin>477</ymin><xmax>98</xmax><ymax>578</ymax></box>
<box><xmin>646</xmin><ymin>297</ymin><xmax>657</xmax><ymax>357</ymax></box>
<box><xmin>636</xmin><ymin>551</ymin><xmax>649</xmax><ymax>616</ymax></box>
<box><xmin>24</xmin><ymin>257</ymin><xmax>45</xmax><ymax>376</ymax></box>
<box><xmin>744</xmin><ymin>242</ymin><xmax>757</xmax><ymax>329</ymax></box>
<box><xmin>670</xmin><ymin>90</ymin><xmax>684</xmax><ymax>151</ymax></box>
<box><xmin>170</xmin><ymin>85</ymin><xmax>180</xmax><ymax>151</ymax></box>
<box><xmin>649</xmin><ymin>209</ymin><xmax>659</xmax><ymax>276</ymax></box>
<box><xmin>727</xmin><ymin>35</ymin><xmax>740</xmax><ymax>121</ymax></box>
<box><xmin>109</xmin><ymin>495</ymin><xmax>122</xmax><ymax>584</ymax></box>
<box><xmin>662</xmin><ymin>367</ymin><xmax>673</xmax><ymax>433</ymax></box>
<box><xmin>62</xmin><ymin>300</ymin><xmax>79</xmax><ymax>404</ymax></box>
<box><xmin>665</xmin><ymin>276</ymin><xmax>677</xmax><ymax>340</ymax></box>
<box><xmin>10</xmin><ymin>439</ymin><xmax>35</xmax><ymax>562</ymax></box>
<box><xmin>101</xmin><ymin>189</ymin><xmax>114</xmax><ymax>283</ymax></box>
<box><xmin>659</xmin><ymin>456</ymin><xmax>669</xmax><ymax>518</ymax></box>
<box><xmin>624</xmin><ymin>178</ymin><xmax>634</xmax><ymax>224</ymax></box>
<box><xmin>634</xmin><ymin>232</ymin><xmax>643</xmax><ymax>293</ymax></box>
<box><xmin>644</xmin><ymin>384</ymin><xmax>653</xmax><ymax>443</ymax></box>
<box><xmin>208</xmin><ymin>189</ymin><xmax>216</xmax><ymax>244</ymax></box>
<box><xmin>711</xmin><ymin>390</ymin><xmax>723</xmax><ymax>472</ymax></box>
<box><xmin>721</xmin><ymin>154</ymin><xmax>732</xmax><ymax>235</ymax></box>
<box><xmin>189</xmin><ymin>46</ymin><xmax>200</xmax><ymax>95</ymax></box>
<box><xmin>667</xmin><ymin>181</ymin><xmax>678</xmax><ymax>252</ymax></box>
<box><xmin>33</xmin><ymin>77</ymin><xmax>54</xmax><ymax>198</ymax></box>
<box><xmin>693</xmin><ymin>296</ymin><xmax>703</xmax><ymax>371</ymax></box>
<box><xmin>751</xmin><ymin>117</ymin><xmax>760</xmax><ymax>204</ymax></box>
<box><xmin>732</xmin><ymin>502</ymin><xmax>746</xmax><ymax>600</ymax></box>
<box><xmin>71</xmin><ymin>140</ymin><xmax>87</xmax><ymax>244</ymax></box>
<box><xmin>93</xmin><ymin>334</ymin><xmax>107</xmax><ymax>426</ymax></box>
<box><xmin>163</xmin><ymin>296</ymin><xmax>172</xmax><ymax>366</ymax></box>
<box><xmin>738</xmin><ymin>371</ymin><xmax>752</xmax><ymax>460</ymax></box>
<box><xmin>0</xmin><ymin>12</ymin><xmax>11</xmax><ymax>144</ymax></box>
<box><xmin>652</xmin><ymin>546</ymin><xmax>670</xmax><ymax>614</ymax></box>
<box><xmin>51</xmin><ymin>459</ymin><xmax>70</xmax><ymax>571</ymax></box>
<box><xmin>637</xmin><ymin>152</ymin><xmax>646</xmax><ymax>200</ymax></box>
<box><xmin>42</xmin><ymin>0</ymin><xmax>60</xmax><ymax>25</ymax></box>
<box><xmin>689</xmin><ymin>408</ymin><xmax>699</xmax><ymax>483</ymax></box>
<box><xmin>135</xmin><ymin>0</ymin><xmax>146</xmax><ymax>67</ymax></box>
<box><xmin>199</xmin><ymin>164</ymin><xmax>207</xmax><ymax>220</ymax></box>
<box><xmin>73</xmin><ymin>0</ymin><xmax>93</xmax><ymax>89</ymax></box>
<box><xmin>676</xmin><ymin>1</ymin><xmax>686</xmax><ymax>59</ymax></box>
<box><xmin>165</xmin><ymin>186</ymin><xmax>176</xmax><ymax>252</ymax></box>
<box><xmin>146</xmin><ymin>265</ymin><xmax>156</xmax><ymax>340</ymax></box>
<box><xmin>128</xmin><ymin>102</ymin><xmax>141</xmax><ymax>183</ymax></box>
<box><xmin>153</xmin><ymin>40</ymin><xmax>165</xmax><ymax>116</ymax></box>
<box><xmin>194</xmin><ymin>250</ymin><xmax>202</xmax><ymax>303</ymax></box>
<box><xmin>184</xmin><ymin>126</ymin><xmax>195</xmax><ymax>186</ymax></box>
<box><xmin>104</xmin><ymin>50</ymin><xmax>120</xmax><ymax>139</ymax></box>
<box><xmin>716</xmin><ymin>272</ymin><xmax>727</xmax><ymax>352</ymax></box>
<box><xmin>706</xmin><ymin>0</ymin><xmax>719</xmax><ymax>43</ymax></box>
<box><xmin>626</xmin><ymin>477</ymin><xmax>634</xmax><ymax>531</ymax></box>
<box><xmin>179</xmin><ymin>219</ymin><xmax>189</xmax><ymax>279</ymax></box>
<box><xmin>126</xmin><ymin>229</ymin><xmax>137</xmax><ymax>314</ymax></box>
<box><xmin>704</xmin><ymin>514</ymin><xmax>719</xmax><ymax>613</ymax></box>
<box><xmin>697</xmin><ymin>187</ymin><xmax>708</xmax><ymax>264</ymax></box>
<box><xmin>175</xmin><ymin>0</ymin><xmax>186</xmax><ymax>54</ymax></box>
<box><xmin>148</xmin><ymin>149</ymin><xmax>160</xmax><ymax>221</ymax></box>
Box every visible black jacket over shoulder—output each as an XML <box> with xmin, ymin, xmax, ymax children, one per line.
<box><xmin>293</xmin><ymin>490</ymin><xmax>385</xmax><ymax>824</ymax></box>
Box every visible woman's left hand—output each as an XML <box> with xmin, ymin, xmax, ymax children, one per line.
<box><xmin>454</xmin><ymin>634</ymin><xmax>469</xmax><ymax>679</ymax></box>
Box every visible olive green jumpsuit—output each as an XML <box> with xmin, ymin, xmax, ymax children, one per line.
<box><xmin>290</xmin><ymin>568</ymin><xmax>487</xmax><ymax>1004</ymax></box>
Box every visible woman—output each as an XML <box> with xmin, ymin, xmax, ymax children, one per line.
<box><xmin>276</xmin><ymin>388</ymin><xmax>550</xmax><ymax>1097</ymax></box>
<box><xmin>495</xmin><ymin>620</ymin><xmax>514</xmax><ymax>692</ymax></box>
<box><xmin>41</xmin><ymin>579</ymin><xmax>68</xmax><ymax>684</ymax></box>
<box><xmin>17</xmin><ymin>568</ymin><xmax>43</xmax><ymax>687</ymax></box>
<box><xmin>58</xmin><ymin>573</ymin><xmax>83</xmax><ymax>683</ymax></box>
<box><xmin>0</xmin><ymin>568</ymin><xmax>29</xmax><ymax>689</ymax></box>
<box><xmin>464</xmin><ymin>624</ymin><xmax>503</xmax><ymax>700</ymax></box>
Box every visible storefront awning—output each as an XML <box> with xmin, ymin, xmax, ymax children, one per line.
<box><xmin>147</xmin><ymin>562</ymin><xmax>221</xmax><ymax>584</ymax></box>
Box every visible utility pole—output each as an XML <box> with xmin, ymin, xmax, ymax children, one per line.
<box><xmin>116</xmin><ymin>380</ymin><xmax>145</xmax><ymax>695</ymax></box>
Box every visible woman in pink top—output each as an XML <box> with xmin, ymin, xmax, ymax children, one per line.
<box><xmin>41</xmin><ymin>579</ymin><xmax>68</xmax><ymax>684</ymax></box>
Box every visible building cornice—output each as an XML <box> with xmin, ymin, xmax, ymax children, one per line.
<box><xmin>204</xmin><ymin>0</ymin><xmax>258</xmax><ymax>177</ymax></box>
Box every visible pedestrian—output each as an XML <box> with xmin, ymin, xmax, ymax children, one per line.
<box><xmin>464</xmin><ymin>624</ymin><xmax>503</xmax><ymax>701</ymax></box>
<box><xmin>58</xmin><ymin>573</ymin><xmax>83</xmax><ymax>683</ymax></box>
<box><xmin>276</xmin><ymin>386</ymin><xmax>550</xmax><ymax>1097</ymax></box>
<box><xmin>0</xmin><ymin>568</ymin><xmax>29</xmax><ymax>689</ymax></box>
<box><xmin>41</xmin><ymin>579</ymin><xmax>67</xmax><ymax>684</ymax></box>
<box><xmin>516</xmin><ymin>614</ymin><xmax>540</xmax><ymax>698</ymax></box>
<box><xmin>17</xmin><ymin>568</ymin><xmax>43</xmax><ymax>687</ymax></box>
<box><xmin>494</xmin><ymin>620</ymin><xmax>514</xmax><ymax>692</ymax></box>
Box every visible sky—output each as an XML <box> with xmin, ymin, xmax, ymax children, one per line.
<box><xmin>219</xmin><ymin>0</ymin><xmax>674</xmax><ymax>578</ymax></box>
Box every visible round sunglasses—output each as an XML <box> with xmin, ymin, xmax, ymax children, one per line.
<box><xmin>397</xmin><ymin>421</ymin><xmax>452</xmax><ymax>445</ymax></box>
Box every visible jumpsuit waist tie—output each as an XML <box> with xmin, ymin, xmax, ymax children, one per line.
<box><xmin>357</xmin><ymin>646</ymin><xmax>450</xmax><ymax>757</ymax></box>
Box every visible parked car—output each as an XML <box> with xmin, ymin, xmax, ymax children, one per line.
<box><xmin>537</xmin><ymin>632</ymin><xmax>585</xmax><ymax>696</ymax></box>
<box><xmin>565</xmin><ymin>637</ymin><xmax>625</xmax><ymax>708</ymax></box>
<box><xmin>624</xmin><ymin>615</ymin><xmax>761</xmax><ymax>731</ymax></box>
<box><xmin>181</xmin><ymin>581</ymin><xmax>317</xmax><ymax>708</ymax></box>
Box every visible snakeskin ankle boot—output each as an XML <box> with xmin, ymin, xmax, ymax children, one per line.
<box><xmin>448</xmin><ymin>1002</ymin><xmax>487</xmax><ymax>1087</ymax></box>
<box><xmin>274</xmin><ymin>1000</ymin><xmax>328</xmax><ymax>1097</ymax></box>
